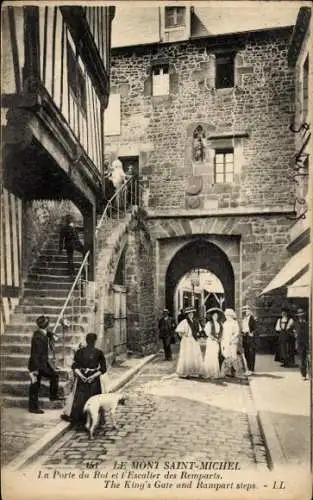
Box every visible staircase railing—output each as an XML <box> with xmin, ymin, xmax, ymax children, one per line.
<box><xmin>52</xmin><ymin>176</ymin><xmax>142</xmax><ymax>367</ymax></box>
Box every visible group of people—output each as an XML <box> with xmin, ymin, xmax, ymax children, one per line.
<box><xmin>28</xmin><ymin>314</ymin><xmax>107</xmax><ymax>424</ymax></box>
<box><xmin>159</xmin><ymin>304</ymin><xmax>310</xmax><ymax>382</ymax></box>
<box><xmin>159</xmin><ymin>305</ymin><xmax>257</xmax><ymax>380</ymax></box>
<box><xmin>275</xmin><ymin>306</ymin><xmax>310</xmax><ymax>380</ymax></box>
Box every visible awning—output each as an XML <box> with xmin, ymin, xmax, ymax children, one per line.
<box><xmin>287</xmin><ymin>271</ymin><xmax>310</xmax><ymax>298</ymax></box>
<box><xmin>260</xmin><ymin>245</ymin><xmax>310</xmax><ymax>295</ymax></box>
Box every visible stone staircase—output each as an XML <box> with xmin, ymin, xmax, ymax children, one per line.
<box><xmin>1</xmin><ymin>192</ymin><xmax>139</xmax><ymax>408</ymax></box>
<box><xmin>1</xmin><ymin>230</ymin><xmax>91</xmax><ymax>408</ymax></box>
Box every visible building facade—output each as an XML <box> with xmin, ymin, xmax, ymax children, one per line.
<box><xmin>261</xmin><ymin>8</ymin><xmax>311</xmax><ymax>320</ymax></box>
<box><xmin>1</xmin><ymin>6</ymin><xmax>115</xmax><ymax>329</ymax></box>
<box><xmin>104</xmin><ymin>6</ymin><xmax>303</xmax><ymax>342</ymax></box>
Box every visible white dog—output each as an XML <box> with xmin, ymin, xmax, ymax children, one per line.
<box><xmin>83</xmin><ymin>393</ymin><xmax>127</xmax><ymax>439</ymax></box>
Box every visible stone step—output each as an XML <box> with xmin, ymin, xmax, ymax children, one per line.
<box><xmin>5</xmin><ymin>323</ymin><xmax>86</xmax><ymax>333</ymax></box>
<box><xmin>24</xmin><ymin>288</ymin><xmax>74</xmax><ymax>298</ymax></box>
<box><xmin>1</xmin><ymin>343</ymin><xmax>77</xmax><ymax>356</ymax></box>
<box><xmin>38</xmin><ymin>253</ymin><xmax>83</xmax><ymax>262</ymax></box>
<box><xmin>10</xmin><ymin>313</ymin><xmax>90</xmax><ymax>324</ymax></box>
<box><xmin>20</xmin><ymin>297</ymin><xmax>88</xmax><ymax>307</ymax></box>
<box><xmin>3</xmin><ymin>332</ymin><xmax>85</xmax><ymax>345</ymax></box>
<box><xmin>24</xmin><ymin>281</ymin><xmax>75</xmax><ymax>290</ymax></box>
<box><xmin>30</xmin><ymin>267</ymin><xmax>77</xmax><ymax>276</ymax></box>
<box><xmin>28</xmin><ymin>273</ymin><xmax>75</xmax><ymax>282</ymax></box>
<box><xmin>31</xmin><ymin>265</ymin><xmax>84</xmax><ymax>276</ymax></box>
<box><xmin>15</xmin><ymin>304</ymin><xmax>91</xmax><ymax>315</ymax></box>
<box><xmin>1</xmin><ymin>367</ymin><xmax>69</xmax><ymax>381</ymax></box>
<box><xmin>35</xmin><ymin>255</ymin><xmax>82</xmax><ymax>269</ymax></box>
<box><xmin>2</xmin><ymin>396</ymin><xmax>65</xmax><ymax>409</ymax></box>
<box><xmin>1</xmin><ymin>353</ymin><xmax>79</xmax><ymax>368</ymax></box>
<box><xmin>1</xmin><ymin>381</ymin><xmax>69</xmax><ymax>398</ymax></box>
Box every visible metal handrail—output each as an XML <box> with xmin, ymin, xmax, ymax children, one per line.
<box><xmin>52</xmin><ymin>176</ymin><xmax>139</xmax><ymax>365</ymax></box>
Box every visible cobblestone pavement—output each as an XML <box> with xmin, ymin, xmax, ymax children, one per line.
<box><xmin>1</xmin><ymin>408</ymin><xmax>62</xmax><ymax>466</ymax></box>
<box><xmin>36</xmin><ymin>353</ymin><xmax>268</xmax><ymax>470</ymax></box>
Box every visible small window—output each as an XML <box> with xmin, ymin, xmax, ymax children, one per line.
<box><xmin>214</xmin><ymin>149</ymin><xmax>234</xmax><ymax>183</ymax></box>
<box><xmin>165</xmin><ymin>6</ymin><xmax>186</xmax><ymax>28</ymax></box>
<box><xmin>215</xmin><ymin>54</ymin><xmax>235</xmax><ymax>89</ymax></box>
<box><xmin>67</xmin><ymin>42</ymin><xmax>87</xmax><ymax>114</ymax></box>
<box><xmin>152</xmin><ymin>65</ymin><xmax>170</xmax><ymax>96</ymax></box>
<box><xmin>303</xmin><ymin>56</ymin><xmax>309</xmax><ymax>118</ymax></box>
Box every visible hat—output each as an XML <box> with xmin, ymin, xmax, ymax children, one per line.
<box><xmin>295</xmin><ymin>308</ymin><xmax>305</xmax><ymax>316</ymax></box>
<box><xmin>163</xmin><ymin>308</ymin><xmax>169</xmax><ymax>314</ymax></box>
<box><xmin>36</xmin><ymin>315</ymin><xmax>50</xmax><ymax>330</ymax></box>
<box><xmin>224</xmin><ymin>308</ymin><xmax>237</xmax><ymax>319</ymax></box>
<box><xmin>184</xmin><ymin>306</ymin><xmax>196</xmax><ymax>315</ymax></box>
<box><xmin>207</xmin><ymin>307</ymin><xmax>225</xmax><ymax>318</ymax></box>
<box><xmin>242</xmin><ymin>305</ymin><xmax>251</xmax><ymax>311</ymax></box>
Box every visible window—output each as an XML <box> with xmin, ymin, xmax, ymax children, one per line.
<box><xmin>214</xmin><ymin>149</ymin><xmax>234</xmax><ymax>183</ymax></box>
<box><xmin>104</xmin><ymin>94</ymin><xmax>121</xmax><ymax>136</ymax></box>
<box><xmin>165</xmin><ymin>6</ymin><xmax>186</xmax><ymax>28</ymax></box>
<box><xmin>67</xmin><ymin>42</ymin><xmax>87</xmax><ymax>113</ymax></box>
<box><xmin>215</xmin><ymin>54</ymin><xmax>235</xmax><ymax>89</ymax></box>
<box><xmin>152</xmin><ymin>65</ymin><xmax>170</xmax><ymax>96</ymax></box>
<box><xmin>303</xmin><ymin>56</ymin><xmax>309</xmax><ymax>118</ymax></box>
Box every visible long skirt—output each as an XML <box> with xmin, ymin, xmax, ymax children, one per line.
<box><xmin>64</xmin><ymin>377</ymin><xmax>102</xmax><ymax>424</ymax></box>
<box><xmin>176</xmin><ymin>336</ymin><xmax>204</xmax><ymax>378</ymax></box>
<box><xmin>202</xmin><ymin>338</ymin><xmax>220</xmax><ymax>379</ymax></box>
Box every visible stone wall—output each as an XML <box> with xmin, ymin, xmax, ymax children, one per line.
<box><xmin>125</xmin><ymin>220</ymin><xmax>157</xmax><ymax>355</ymax></box>
<box><xmin>106</xmin><ymin>27</ymin><xmax>295</xmax><ymax>212</ymax></box>
<box><xmin>147</xmin><ymin>213</ymin><xmax>292</xmax><ymax>337</ymax></box>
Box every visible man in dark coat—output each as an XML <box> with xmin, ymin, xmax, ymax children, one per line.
<box><xmin>294</xmin><ymin>308</ymin><xmax>310</xmax><ymax>380</ymax></box>
<box><xmin>59</xmin><ymin>215</ymin><xmax>85</xmax><ymax>276</ymax></box>
<box><xmin>158</xmin><ymin>309</ymin><xmax>175</xmax><ymax>361</ymax></box>
<box><xmin>28</xmin><ymin>315</ymin><xmax>60</xmax><ymax>413</ymax></box>
<box><xmin>241</xmin><ymin>305</ymin><xmax>257</xmax><ymax>374</ymax></box>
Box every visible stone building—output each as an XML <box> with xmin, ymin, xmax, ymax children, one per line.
<box><xmin>261</xmin><ymin>8</ymin><xmax>311</xmax><ymax>322</ymax></box>
<box><xmin>1</xmin><ymin>6</ymin><xmax>117</xmax><ymax>404</ymax></box>
<box><xmin>104</xmin><ymin>5</ymin><xmax>303</xmax><ymax>345</ymax></box>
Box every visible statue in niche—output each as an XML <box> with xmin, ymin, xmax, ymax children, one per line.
<box><xmin>192</xmin><ymin>125</ymin><xmax>206</xmax><ymax>163</ymax></box>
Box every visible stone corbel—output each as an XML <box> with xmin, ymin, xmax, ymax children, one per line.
<box><xmin>4</xmin><ymin>108</ymin><xmax>34</xmax><ymax>152</ymax></box>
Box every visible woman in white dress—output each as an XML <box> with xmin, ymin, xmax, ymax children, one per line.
<box><xmin>175</xmin><ymin>306</ymin><xmax>204</xmax><ymax>378</ymax></box>
<box><xmin>221</xmin><ymin>308</ymin><xmax>243</xmax><ymax>377</ymax></box>
<box><xmin>202</xmin><ymin>309</ymin><xmax>224</xmax><ymax>379</ymax></box>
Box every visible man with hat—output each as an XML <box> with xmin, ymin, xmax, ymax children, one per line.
<box><xmin>294</xmin><ymin>307</ymin><xmax>310</xmax><ymax>381</ymax></box>
<box><xmin>59</xmin><ymin>215</ymin><xmax>85</xmax><ymax>277</ymax></box>
<box><xmin>28</xmin><ymin>315</ymin><xmax>60</xmax><ymax>413</ymax></box>
<box><xmin>158</xmin><ymin>309</ymin><xmax>175</xmax><ymax>361</ymax></box>
<box><xmin>241</xmin><ymin>305</ymin><xmax>257</xmax><ymax>375</ymax></box>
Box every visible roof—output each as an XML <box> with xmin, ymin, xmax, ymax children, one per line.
<box><xmin>111</xmin><ymin>3</ymin><xmax>300</xmax><ymax>48</ymax></box>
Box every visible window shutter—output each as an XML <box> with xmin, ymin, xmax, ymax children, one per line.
<box><xmin>169</xmin><ymin>71</ymin><xmax>179</xmax><ymax>94</ymax></box>
<box><xmin>144</xmin><ymin>75</ymin><xmax>152</xmax><ymax>97</ymax></box>
<box><xmin>206</xmin><ymin>54</ymin><xmax>216</xmax><ymax>89</ymax></box>
<box><xmin>104</xmin><ymin>94</ymin><xmax>121</xmax><ymax>136</ymax></box>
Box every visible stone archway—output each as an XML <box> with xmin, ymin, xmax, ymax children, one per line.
<box><xmin>165</xmin><ymin>238</ymin><xmax>235</xmax><ymax>314</ymax></box>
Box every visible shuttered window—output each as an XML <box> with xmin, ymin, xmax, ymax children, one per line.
<box><xmin>104</xmin><ymin>94</ymin><xmax>121</xmax><ymax>136</ymax></box>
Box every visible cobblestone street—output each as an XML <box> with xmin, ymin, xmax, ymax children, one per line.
<box><xmin>35</xmin><ymin>353</ymin><xmax>268</xmax><ymax>470</ymax></box>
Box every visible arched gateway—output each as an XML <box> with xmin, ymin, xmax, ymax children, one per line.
<box><xmin>165</xmin><ymin>238</ymin><xmax>235</xmax><ymax>314</ymax></box>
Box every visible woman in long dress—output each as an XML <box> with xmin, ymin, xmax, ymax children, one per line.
<box><xmin>175</xmin><ymin>306</ymin><xmax>204</xmax><ymax>378</ymax></box>
<box><xmin>221</xmin><ymin>309</ymin><xmax>244</xmax><ymax>378</ymax></box>
<box><xmin>202</xmin><ymin>309</ymin><xmax>224</xmax><ymax>379</ymax></box>
<box><xmin>61</xmin><ymin>333</ymin><xmax>107</xmax><ymax>424</ymax></box>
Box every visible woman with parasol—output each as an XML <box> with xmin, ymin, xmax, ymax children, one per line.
<box><xmin>202</xmin><ymin>308</ymin><xmax>225</xmax><ymax>379</ymax></box>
